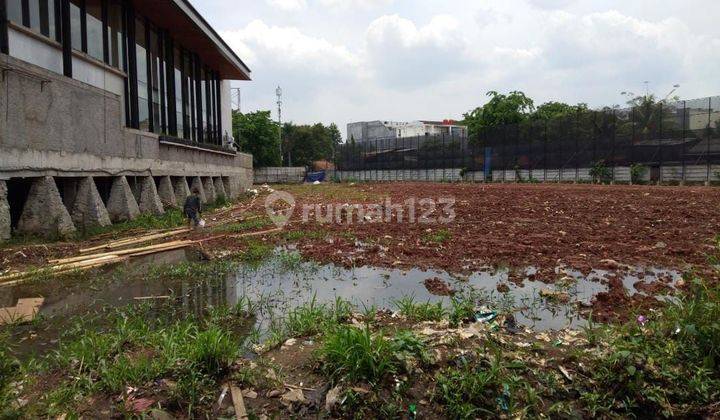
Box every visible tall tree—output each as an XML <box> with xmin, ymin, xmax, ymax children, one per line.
<box><xmin>462</xmin><ymin>91</ymin><xmax>535</xmax><ymax>137</ymax></box>
<box><xmin>232</xmin><ymin>110</ymin><xmax>281</xmax><ymax>167</ymax></box>
<box><xmin>531</xmin><ymin>102</ymin><xmax>588</xmax><ymax>120</ymax></box>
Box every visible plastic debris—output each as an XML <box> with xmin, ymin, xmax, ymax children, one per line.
<box><xmin>408</xmin><ymin>403</ymin><xmax>418</xmax><ymax>418</ymax></box>
<box><xmin>496</xmin><ymin>384</ymin><xmax>511</xmax><ymax>411</ymax></box>
<box><xmin>637</xmin><ymin>315</ymin><xmax>648</xmax><ymax>326</ymax></box>
<box><xmin>475</xmin><ymin>311</ymin><xmax>497</xmax><ymax>323</ymax></box>
<box><xmin>325</xmin><ymin>386</ymin><xmax>342</xmax><ymax>411</ymax></box>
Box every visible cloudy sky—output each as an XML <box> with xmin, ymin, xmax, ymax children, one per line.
<box><xmin>191</xmin><ymin>0</ymin><xmax>720</xmax><ymax>138</ymax></box>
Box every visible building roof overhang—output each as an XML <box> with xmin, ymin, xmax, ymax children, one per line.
<box><xmin>131</xmin><ymin>0</ymin><xmax>251</xmax><ymax>80</ymax></box>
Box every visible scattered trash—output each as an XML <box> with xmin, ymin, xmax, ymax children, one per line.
<box><xmin>637</xmin><ymin>315</ymin><xmax>648</xmax><ymax>326</ymax></box>
<box><xmin>475</xmin><ymin>311</ymin><xmax>497</xmax><ymax>323</ymax></box>
<box><xmin>242</xmin><ymin>389</ymin><xmax>258</xmax><ymax>399</ymax></box>
<box><xmin>281</xmin><ymin>338</ymin><xmax>297</xmax><ymax>349</ymax></box>
<box><xmin>266</xmin><ymin>389</ymin><xmax>283</xmax><ymax>398</ymax></box>
<box><xmin>198</xmin><ymin>219</ymin><xmax>207</xmax><ymax>228</ymax></box>
<box><xmin>230</xmin><ymin>385</ymin><xmax>248</xmax><ymax>419</ymax></box>
<box><xmin>408</xmin><ymin>403</ymin><xmax>418</xmax><ymax>418</ymax></box>
<box><xmin>496</xmin><ymin>384</ymin><xmax>511</xmax><ymax>411</ymax></box>
<box><xmin>125</xmin><ymin>397</ymin><xmax>155</xmax><ymax>414</ymax></box>
<box><xmin>558</xmin><ymin>365</ymin><xmax>573</xmax><ymax>381</ymax></box>
<box><xmin>281</xmin><ymin>388</ymin><xmax>305</xmax><ymax>405</ymax></box>
<box><xmin>325</xmin><ymin>386</ymin><xmax>342</xmax><ymax>411</ymax></box>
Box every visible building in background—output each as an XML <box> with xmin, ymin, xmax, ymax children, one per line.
<box><xmin>0</xmin><ymin>0</ymin><xmax>254</xmax><ymax>241</ymax></box>
<box><xmin>347</xmin><ymin>120</ymin><xmax>467</xmax><ymax>143</ymax></box>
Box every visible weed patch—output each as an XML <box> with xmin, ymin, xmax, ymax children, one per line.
<box><xmin>393</xmin><ymin>296</ymin><xmax>446</xmax><ymax>321</ymax></box>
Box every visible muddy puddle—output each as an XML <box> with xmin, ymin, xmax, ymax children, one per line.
<box><xmin>3</xmin><ymin>249</ymin><xmax>682</xmax><ymax>358</ymax></box>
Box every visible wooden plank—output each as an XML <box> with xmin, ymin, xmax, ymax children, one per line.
<box><xmin>78</xmin><ymin>228</ymin><xmax>191</xmax><ymax>254</ymax></box>
<box><xmin>229</xmin><ymin>385</ymin><xmax>248</xmax><ymax>420</ymax></box>
<box><xmin>50</xmin><ymin>240</ymin><xmax>193</xmax><ymax>265</ymax></box>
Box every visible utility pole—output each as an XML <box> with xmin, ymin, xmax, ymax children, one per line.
<box><xmin>276</xmin><ymin>86</ymin><xmax>289</xmax><ymax>166</ymax></box>
<box><xmin>231</xmin><ymin>88</ymin><xmax>241</xmax><ymax>112</ymax></box>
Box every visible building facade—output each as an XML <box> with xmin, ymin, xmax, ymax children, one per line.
<box><xmin>347</xmin><ymin>120</ymin><xmax>467</xmax><ymax>143</ymax></box>
<box><xmin>0</xmin><ymin>0</ymin><xmax>254</xmax><ymax>241</ymax></box>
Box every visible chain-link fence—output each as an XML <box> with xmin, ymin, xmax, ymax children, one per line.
<box><xmin>335</xmin><ymin>96</ymin><xmax>720</xmax><ymax>183</ymax></box>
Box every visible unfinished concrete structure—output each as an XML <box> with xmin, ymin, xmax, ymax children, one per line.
<box><xmin>0</xmin><ymin>0</ymin><xmax>253</xmax><ymax>239</ymax></box>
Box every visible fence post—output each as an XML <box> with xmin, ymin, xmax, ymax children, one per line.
<box><xmin>543</xmin><ymin>120</ymin><xmax>548</xmax><ymax>182</ymax></box>
<box><xmin>611</xmin><ymin>109</ymin><xmax>616</xmax><ymax>184</ymax></box>
<box><xmin>681</xmin><ymin>101</ymin><xmax>686</xmax><ymax>185</ymax></box>
<box><xmin>658</xmin><ymin>102</ymin><xmax>663</xmax><ymax>185</ymax></box>
<box><xmin>708</xmin><ymin>97</ymin><xmax>712</xmax><ymax>186</ymax></box>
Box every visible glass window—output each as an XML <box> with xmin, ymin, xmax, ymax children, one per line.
<box><xmin>107</xmin><ymin>0</ymin><xmax>124</xmax><ymax>69</ymax></box>
<box><xmin>136</xmin><ymin>18</ymin><xmax>150</xmax><ymax>131</ymax></box>
<box><xmin>28</xmin><ymin>0</ymin><xmax>41</xmax><ymax>32</ymax></box>
<box><xmin>86</xmin><ymin>0</ymin><xmax>103</xmax><ymax>60</ymax></box>
<box><xmin>7</xmin><ymin>0</ymin><xmax>23</xmax><ymax>24</ymax></box>
<box><xmin>44</xmin><ymin>0</ymin><xmax>58</xmax><ymax>40</ymax></box>
<box><xmin>69</xmin><ymin>0</ymin><xmax>82</xmax><ymax>51</ymax></box>
<box><xmin>149</xmin><ymin>27</ymin><xmax>162</xmax><ymax>134</ymax></box>
<box><xmin>174</xmin><ymin>47</ymin><xmax>184</xmax><ymax>138</ymax></box>
<box><xmin>200</xmin><ymin>68</ymin><xmax>207</xmax><ymax>142</ymax></box>
<box><xmin>184</xmin><ymin>53</ymin><xmax>195</xmax><ymax>141</ymax></box>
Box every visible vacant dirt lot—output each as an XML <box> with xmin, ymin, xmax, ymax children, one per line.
<box><xmin>286</xmin><ymin>183</ymin><xmax>719</xmax><ymax>274</ymax></box>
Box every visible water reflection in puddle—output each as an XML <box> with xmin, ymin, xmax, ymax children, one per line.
<box><xmin>4</xmin><ymin>249</ymin><xmax>682</xmax><ymax>357</ymax></box>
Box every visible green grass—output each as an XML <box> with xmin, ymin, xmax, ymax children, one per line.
<box><xmin>211</xmin><ymin>217</ymin><xmax>272</xmax><ymax>234</ymax></box>
<box><xmin>285</xmin><ymin>230</ymin><xmax>327</xmax><ymax>241</ymax></box>
<box><xmin>240</xmin><ymin>241</ymin><xmax>274</xmax><ymax>263</ymax></box>
<box><xmin>82</xmin><ymin>208</ymin><xmax>187</xmax><ymax>238</ymax></box>
<box><xmin>23</xmin><ymin>303</ymin><xmax>244</xmax><ymax>416</ymax></box>
<box><xmin>422</xmin><ymin>228</ymin><xmax>452</xmax><ymax>244</ymax></box>
<box><xmin>587</xmin><ymin>277</ymin><xmax>720</xmax><ymax>417</ymax></box>
<box><xmin>318</xmin><ymin>325</ymin><xmax>429</xmax><ymax>383</ymax></box>
<box><xmin>392</xmin><ymin>295</ymin><xmax>447</xmax><ymax>321</ymax></box>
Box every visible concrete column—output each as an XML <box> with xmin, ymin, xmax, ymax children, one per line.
<box><xmin>213</xmin><ymin>177</ymin><xmax>227</xmax><ymax>199</ymax></box>
<box><xmin>0</xmin><ymin>181</ymin><xmax>10</xmax><ymax>241</ymax></box>
<box><xmin>70</xmin><ymin>177</ymin><xmax>112</xmax><ymax>231</ymax></box>
<box><xmin>17</xmin><ymin>177</ymin><xmax>76</xmax><ymax>239</ymax></box>
<box><xmin>203</xmin><ymin>177</ymin><xmax>217</xmax><ymax>204</ymax></box>
<box><xmin>173</xmin><ymin>177</ymin><xmax>191</xmax><ymax>204</ymax></box>
<box><xmin>107</xmin><ymin>176</ymin><xmax>141</xmax><ymax>223</ymax></box>
<box><xmin>137</xmin><ymin>177</ymin><xmax>165</xmax><ymax>215</ymax></box>
<box><xmin>190</xmin><ymin>177</ymin><xmax>207</xmax><ymax>204</ymax></box>
<box><xmin>157</xmin><ymin>176</ymin><xmax>177</xmax><ymax>208</ymax></box>
<box><xmin>222</xmin><ymin>176</ymin><xmax>238</xmax><ymax>199</ymax></box>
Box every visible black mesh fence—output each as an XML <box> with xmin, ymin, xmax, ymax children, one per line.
<box><xmin>335</xmin><ymin>96</ymin><xmax>720</xmax><ymax>182</ymax></box>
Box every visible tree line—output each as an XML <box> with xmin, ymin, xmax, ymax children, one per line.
<box><xmin>232</xmin><ymin>110</ymin><xmax>341</xmax><ymax>168</ymax></box>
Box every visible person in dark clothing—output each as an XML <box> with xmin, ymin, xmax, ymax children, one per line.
<box><xmin>184</xmin><ymin>188</ymin><xmax>202</xmax><ymax>228</ymax></box>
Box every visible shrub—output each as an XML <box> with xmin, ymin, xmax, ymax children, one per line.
<box><xmin>590</xmin><ymin>160</ymin><xmax>613</xmax><ymax>184</ymax></box>
<box><xmin>631</xmin><ymin>163</ymin><xmax>648</xmax><ymax>184</ymax></box>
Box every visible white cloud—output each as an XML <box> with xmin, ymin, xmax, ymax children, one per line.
<box><xmin>222</xmin><ymin>20</ymin><xmax>359</xmax><ymax>72</ymax></box>
<box><xmin>317</xmin><ymin>0</ymin><xmax>393</xmax><ymax>9</ymax></box>
<box><xmin>201</xmin><ymin>0</ymin><xmax>720</xmax><ymax>137</ymax></box>
<box><xmin>265</xmin><ymin>0</ymin><xmax>306</xmax><ymax>12</ymax></box>
<box><xmin>364</xmin><ymin>14</ymin><xmax>471</xmax><ymax>89</ymax></box>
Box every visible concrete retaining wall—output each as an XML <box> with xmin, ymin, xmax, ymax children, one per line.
<box><xmin>254</xmin><ymin>167</ymin><xmax>306</xmax><ymax>184</ymax></box>
<box><xmin>0</xmin><ymin>53</ymin><xmax>252</xmax><ymax>185</ymax></box>
<box><xmin>0</xmin><ymin>54</ymin><xmax>254</xmax><ymax>242</ymax></box>
<box><xmin>330</xmin><ymin>165</ymin><xmax>719</xmax><ymax>184</ymax></box>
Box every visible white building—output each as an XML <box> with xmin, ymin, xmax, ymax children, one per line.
<box><xmin>347</xmin><ymin>120</ymin><xmax>467</xmax><ymax>143</ymax></box>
